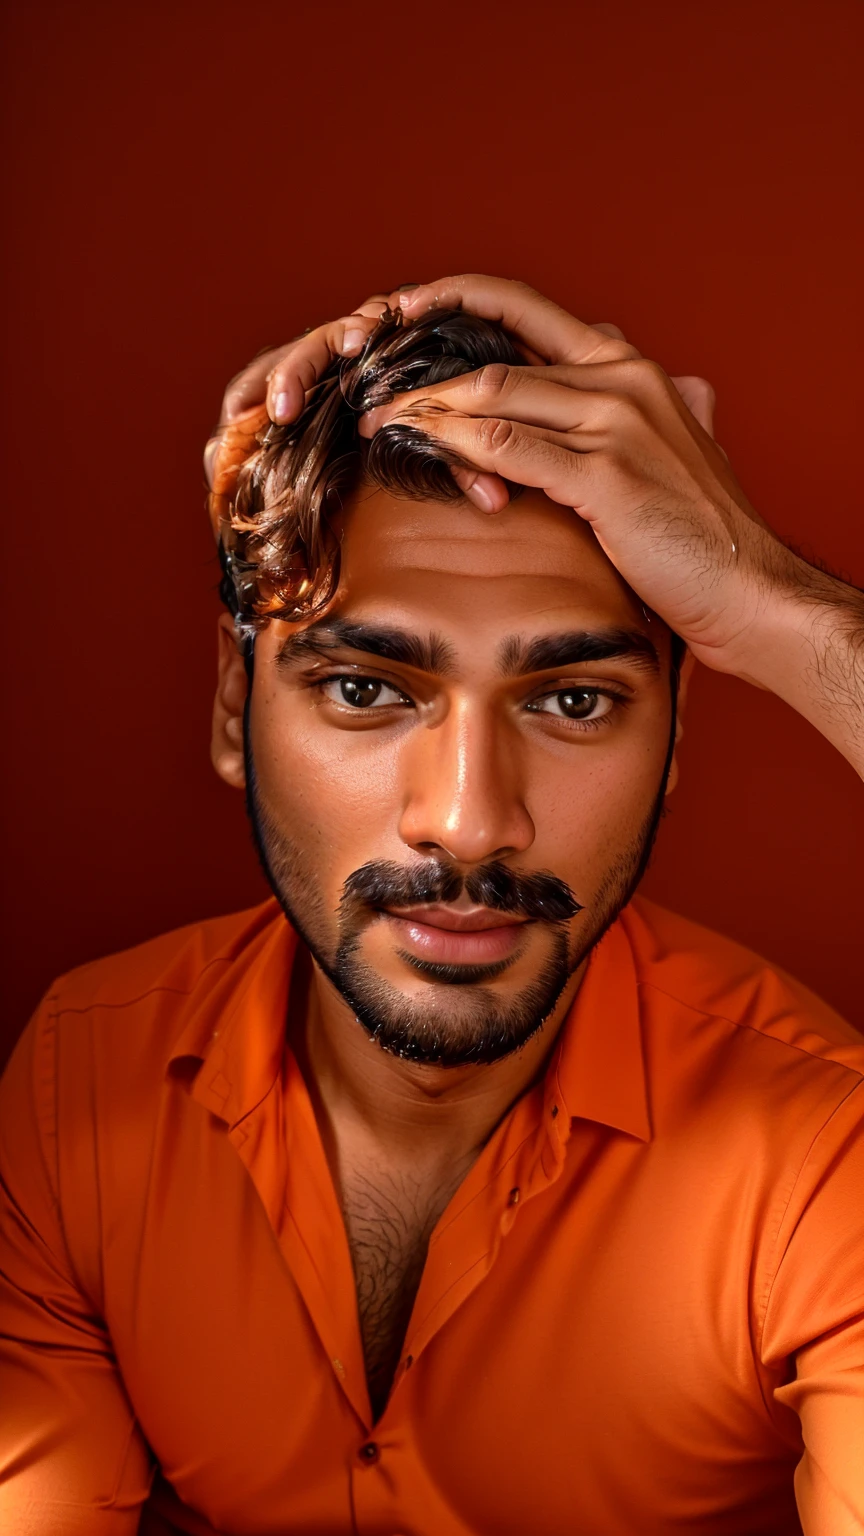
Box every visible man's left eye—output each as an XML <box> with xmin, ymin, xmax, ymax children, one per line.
<box><xmin>529</xmin><ymin>689</ymin><xmax>613</xmax><ymax>721</ymax></box>
<box><xmin>323</xmin><ymin>676</ymin><xmax>409</xmax><ymax>709</ymax></box>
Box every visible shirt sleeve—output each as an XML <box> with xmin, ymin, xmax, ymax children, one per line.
<box><xmin>762</xmin><ymin>1079</ymin><xmax>864</xmax><ymax>1536</ymax></box>
<box><xmin>0</xmin><ymin>1003</ymin><xmax>155</xmax><ymax>1535</ymax></box>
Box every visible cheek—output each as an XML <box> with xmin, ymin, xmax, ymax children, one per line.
<box><xmin>525</xmin><ymin>725</ymin><xmax>668</xmax><ymax>878</ymax></box>
<box><xmin>250</xmin><ymin>692</ymin><xmax>408</xmax><ymax>865</ymax></box>
<box><xmin>251</xmin><ymin>677</ymin><xmax>670</xmax><ymax>896</ymax></box>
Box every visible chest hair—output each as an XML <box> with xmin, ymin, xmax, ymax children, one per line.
<box><xmin>341</xmin><ymin>1160</ymin><xmax>470</xmax><ymax>1420</ymax></box>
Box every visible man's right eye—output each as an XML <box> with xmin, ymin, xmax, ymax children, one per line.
<box><xmin>321</xmin><ymin>676</ymin><xmax>411</xmax><ymax>709</ymax></box>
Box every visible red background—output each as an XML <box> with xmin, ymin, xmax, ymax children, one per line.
<box><xmin>2</xmin><ymin>0</ymin><xmax>862</xmax><ymax>1065</ymax></box>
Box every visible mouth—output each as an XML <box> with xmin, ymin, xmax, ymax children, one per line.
<box><xmin>381</xmin><ymin>903</ymin><xmax>530</xmax><ymax>967</ymax></box>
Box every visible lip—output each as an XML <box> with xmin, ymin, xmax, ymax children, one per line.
<box><xmin>385</xmin><ymin>903</ymin><xmax>529</xmax><ymax>933</ymax></box>
<box><xmin>382</xmin><ymin>905</ymin><xmax>530</xmax><ymax>967</ymax></box>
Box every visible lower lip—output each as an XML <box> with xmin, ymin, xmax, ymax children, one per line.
<box><xmin>384</xmin><ymin>915</ymin><xmax>528</xmax><ymax>966</ymax></box>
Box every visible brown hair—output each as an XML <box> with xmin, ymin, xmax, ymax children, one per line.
<box><xmin>213</xmin><ymin>307</ymin><xmax>523</xmax><ymax>635</ymax></box>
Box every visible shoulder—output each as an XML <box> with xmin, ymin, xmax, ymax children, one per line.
<box><xmin>3</xmin><ymin>899</ymin><xmax>288</xmax><ymax>1186</ymax></box>
<box><xmin>620</xmin><ymin>901</ymin><xmax>864</xmax><ymax>1217</ymax></box>
<box><xmin>623</xmin><ymin>896</ymin><xmax>864</xmax><ymax>1076</ymax></box>
<box><xmin>42</xmin><ymin>898</ymin><xmax>283</xmax><ymax>1022</ymax></box>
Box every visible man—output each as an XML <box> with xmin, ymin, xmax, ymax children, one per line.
<box><xmin>1</xmin><ymin>276</ymin><xmax>862</xmax><ymax>1536</ymax></box>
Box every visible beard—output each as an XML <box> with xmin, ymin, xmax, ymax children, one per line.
<box><xmin>243</xmin><ymin>685</ymin><xmax>676</xmax><ymax>1068</ymax></box>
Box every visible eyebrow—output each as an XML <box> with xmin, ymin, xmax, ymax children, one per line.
<box><xmin>276</xmin><ymin>619</ymin><xmax>459</xmax><ymax>676</ymax></box>
<box><xmin>497</xmin><ymin>628</ymin><xmax>660</xmax><ymax>676</ymax></box>
<box><xmin>277</xmin><ymin>620</ymin><xmax>661</xmax><ymax>679</ymax></box>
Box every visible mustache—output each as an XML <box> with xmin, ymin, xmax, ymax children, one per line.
<box><xmin>339</xmin><ymin>859</ymin><xmax>582</xmax><ymax>923</ymax></box>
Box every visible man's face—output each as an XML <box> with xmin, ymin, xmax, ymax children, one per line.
<box><xmin>220</xmin><ymin>484</ymin><xmax>681</xmax><ymax>1066</ymax></box>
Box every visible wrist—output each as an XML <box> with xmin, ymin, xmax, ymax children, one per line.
<box><xmin>723</xmin><ymin>554</ymin><xmax>864</xmax><ymax>773</ymax></box>
<box><xmin>709</xmin><ymin>541</ymin><xmax>858</xmax><ymax>683</ymax></box>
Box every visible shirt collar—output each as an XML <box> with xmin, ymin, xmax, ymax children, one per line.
<box><xmin>544</xmin><ymin>908</ymin><xmax>651</xmax><ymax>1146</ymax></box>
<box><xmin>168</xmin><ymin>900</ymin><xmax>650</xmax><ymax>1144</ymax></box>
<box><xmin>168</xmin><ymin>901</ymin><xmax>296</xmax><ymax>1129</ymax></box>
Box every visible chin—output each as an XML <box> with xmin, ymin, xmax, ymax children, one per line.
<box><xmin>328</xmin><ymin>927</ymin><xmax>574</xmax><ymax>1069</ymax></box>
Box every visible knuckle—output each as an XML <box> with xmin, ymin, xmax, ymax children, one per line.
<box><xmin>633</xmin><ymin>356</ymin><xmax>668</xmax><ymax>390</ymax></box>
<box><xmin>477</xmin><ymin>416</ymin><xmax>515</xmax><ymax>452</ymax></box>
<box><xmin>472</xmin><ymin>362</ymin><xmax>512</xmax><ymax>401</ymax></box>
<box><xmin>604</xmin><ymin>339</ymin><xmax>640</xmax><ymax>362</ymax></box>
<box><xmin>604</xmin><ymin>392</ymin><xmax>643</xmax><ymax>430</ymax></box>
<box><xmin>610</xmin><ymin>356</ymin><xmax>667</xmax><ymax>394</ymax></box>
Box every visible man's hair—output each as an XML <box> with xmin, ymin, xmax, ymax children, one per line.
<box><xmin>217</xmin><ymin>306</ymin><xmax>685</xmax><ymax>674</ymax></box>
<box><xmin>217</xmin><ymin>308</ymin><xmax>521</xmax><ymax>631</ymax></box>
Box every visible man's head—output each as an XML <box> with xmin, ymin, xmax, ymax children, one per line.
<box><xmin>211</xmin><ymin>310</ymin><xmax>690</xmax><ymax>1066</ymax></box>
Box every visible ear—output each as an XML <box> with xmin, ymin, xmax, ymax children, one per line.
<box><xmin>665</xmin><ymin>649</ymin><xmax>696</xmax><ymax>797</ymax></box>
<box><xmin>212</xmin><ymin>613</ymin><xmax>248</xmax><ymax>789</ymax></box>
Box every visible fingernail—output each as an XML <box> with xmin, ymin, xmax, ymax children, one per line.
<box><xmin>357</xmin><ymin>407</ymin><xmax>383</xmax><ymax>438</ymax></box>
<box><xmin>342</xmin><ymin>328</ymin><xmax>365</xmax><ymax>354</ymax></box>
<box><xmin>273</xmin><ymin>391</ymin><xmax>291</xmax><ymax>422</ymax></box>
<box><xmin>469</xmin><ymin>482</ymin><xmax>496</xmax><ymax>513</ymax></box>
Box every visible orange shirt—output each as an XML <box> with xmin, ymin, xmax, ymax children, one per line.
<box><xmin>1</xmin><ymin>897</ymin><xmax>863</xmax><ymax>1536</ymax></box>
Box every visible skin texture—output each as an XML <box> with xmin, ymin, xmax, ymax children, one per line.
<box><xmin>206</xmin><ymin>271</ymin><xmax>862</xmax><ymax>1412</ymax></box>
<box><xmin>210</xmin><ymin>275</ymin><xmax>863</xmax><ymax>778</ymax></box>
<box><xmin>212</xmin><ymin>482</ymin><xmax>690</xmax><ymax>1415</ymax></box>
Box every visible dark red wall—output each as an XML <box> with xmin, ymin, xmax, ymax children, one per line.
<box><xmin>2</xmin><ymin>0</ymin><xmax>862</xmax><ymax>1062</ymax></box>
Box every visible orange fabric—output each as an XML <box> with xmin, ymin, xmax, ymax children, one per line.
<box><xmin>1</xmin><ymin>897</ymin><xmax>863</xmax><ymax>1536</ymax></box>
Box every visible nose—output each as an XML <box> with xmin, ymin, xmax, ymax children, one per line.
<box><xmin>398</xmin><ymin>696</ymin><xmax>535</xmax><ymax>865</ymax></box>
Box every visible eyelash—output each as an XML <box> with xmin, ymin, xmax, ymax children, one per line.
<box><xmin>311</xmin><ymin>672</ymin><xmax>629</xmax><ymax>733</ymax></box>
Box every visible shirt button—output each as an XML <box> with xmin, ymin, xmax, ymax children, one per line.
<box><xmin>508</xmin><ymin>1187</ymin><xmax>521</xmax><ymax>1205</ymax></box>
<box><xmin>551</xmin><ymin>1103</ymin><xmax>559</xmax><ymax>1118</ymax></box>
<box><xmin>358</xmin><ymin>1441</ymin><xmax>380</xmax><ymax>1465</ymax></box>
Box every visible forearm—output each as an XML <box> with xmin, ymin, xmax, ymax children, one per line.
<box><xmin>730</xmin><ymin>566</ymin><xmax>864</xmax><ymax>780</ymax></box>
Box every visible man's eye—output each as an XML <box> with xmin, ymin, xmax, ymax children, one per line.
<box><xmin>322</xmin><ymin>676</ymin><xmax>409</xmax><ymax>709</ymax></box>
<box><xmin>530</xmin><ymin>689</ymin><xmax>613</xmax><ymax>721</ymax></box>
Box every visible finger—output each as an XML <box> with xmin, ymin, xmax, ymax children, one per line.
<box><xmin>222</xmin><ymin>298</ymin><xmax>392</xmax><ymax>423</ymax></box>
<box><xmin>360</xmin><ymin>371</ymin><xmax>605</xmax><ymax>440</ymax></box>
<box><xmin>206</xmin><ymin>402</ymin><xmax>270</xmax><ymax>504</ymax></box>
<box><xmin>203</xmin><ymin>436</ymin><xmax>220</xmax><ymax>490</ymax></box>
<box><xmin>397</xmin><ymin>275</ymin><xmax>639</xmax><ymax>367</ymax></box>
<box><xmin>671</xmin><ymin>375</ymin><xmax>716</xmax><ymax>436</ymax></box>
<box><xmin>390</xmin><ymin>278</ymin><xmax>548</xmax><ymax>365</ymax></box>
<box><xmin>267</xmin><ymin>306</ymin><xmax>391</xmax><ymax>423</ymax></box>
<box><xmin>386</xmin><ymin>281</ymin><xmax>422</xmax><ymax>306</ymax></box>
<box><xmin>223</xmin><ymin>312</ymin><xmax>634</xmax><ymax>425</ymax></box>
<box><xmin>590</xmin><ymin>322</ymin><xmax>631</xmax><ymax>343</ymax></box>
<box><xmin>340</xmin><ymin>294</ymin><xmax>393</xmax><ymax>352</ymax></box>
<box><xmin>358</xmin><ymin>360</ymin><xmax>679</xmax><ymax>443</ymax></box>
<box><xmin>404</xmin><ymin>412</ymin><xmax>586</xmax><ymax>509</ymax></box>
<box><xmin>223</xmin><ymin>345</ymin><xmax>285</xmax><ymax>422</ymax></box>
<box><xmin>450</xmin><ymin>466</ymin><xmax>511</xmax><ymax>513</ymax></box>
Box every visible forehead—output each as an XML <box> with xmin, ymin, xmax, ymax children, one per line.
<box><xmin>328</xmin><ymin>482</ymin><xmax>649</xmax><ymax>638</ymax></box>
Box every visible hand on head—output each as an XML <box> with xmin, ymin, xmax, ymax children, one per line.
<box><xmin>205</xmin><ymin>275</ymin><xmax>864</xmax><ymax>784</ymax></box>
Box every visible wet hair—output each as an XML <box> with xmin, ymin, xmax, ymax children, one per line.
<box><xmin>215</xmin><ymin>305</ymin><xmax>686</xmax><ymax>676</ymax></box>
<box><xmin>217</xmin><ymin>307</ymin><xmax>522</xmax><ymax>635</ymax></box>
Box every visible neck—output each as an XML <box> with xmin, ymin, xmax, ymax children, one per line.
<box><xmin>290</xmin><ymin>948</ymin><xmax>587</xmax><ymax>1169</ymax></box>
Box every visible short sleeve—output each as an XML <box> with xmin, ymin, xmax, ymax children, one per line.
<box><xmin>0</xmin><ymin>1002</ymin><xmax>154</xmax><ymax>1534</ymax></box>
<box><xmin>761</xmin><ymin>1080</ymin><xmax>864</xmax><ymax>1535</ymax></box>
